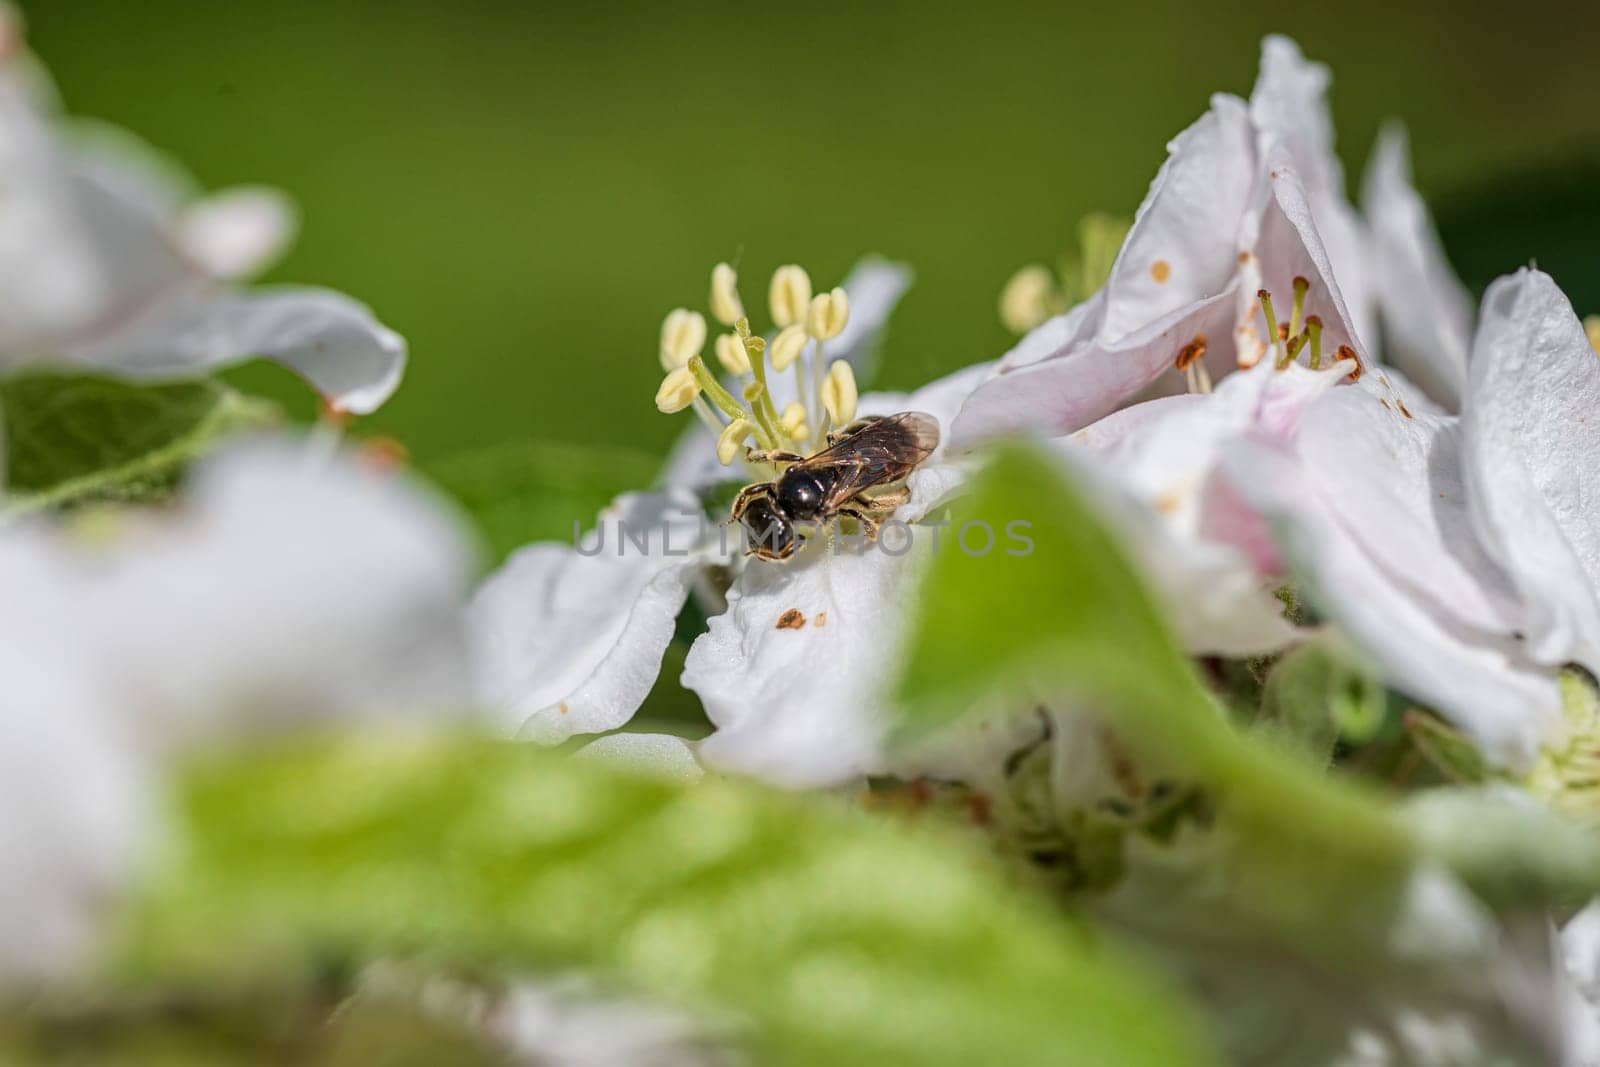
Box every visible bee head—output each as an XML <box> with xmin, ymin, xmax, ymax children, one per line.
<box><xmin>739</xmin><ymin>494</ymin><xmax>798</xmax><ymax>560</ymax></box>
<box><xmin>776</xmin><ymin>468</ymin><xmax>826</xmax><ymax>520</ymax></box>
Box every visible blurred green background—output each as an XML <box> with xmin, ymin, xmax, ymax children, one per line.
<box><xmin>25</xmin><ymin>0</ymin><xmax>1600</xmax><ymax>461</ymax></box>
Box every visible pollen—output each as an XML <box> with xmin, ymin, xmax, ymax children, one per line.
<box><xmin>1150</xmin><ymin>259</ymin><xmax>1171</xmax><ymax>284</ymax></box>
<box><xmin>1174</xmin><ymin>335</ymin><xmax>1207</xmax><ymax>371</ymax></box>
<box><xmin>776</xmin><ymin>608</ymin><xmax>807</xmax><ymax>630</ymax></box>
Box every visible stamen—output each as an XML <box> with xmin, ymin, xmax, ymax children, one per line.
<box><xmin>807</xmin><ymin>288</ymin><xmax>850</xmax><ymax>341</ymax></box>
<box><xmin>779</xmin><ymin>402</ymin><xmax>808</xmax><ymax>440</ymax></box>
<box><xmin>655</xmin><ymin>365</ymin><xmax>700</xmax><ymax>413</ymax></box>
<box><xmin>769</xmin><ymin>325</ymin><xmax>807</xmax><ymax>371</ymax></box>
<box><xmin>741</xmin><ymin>380</ymin><xmax>783</xmax><ymax>448</ymax></box>
<box><xmin>822</xmin><ymin>360</ymin><xmax>858</xmax><ymax>425</ymax></box>
<box><xmin>716</xmin><ymin>418</ymin><xmax>756</xmax><ymax>465</ymax></box>
<box><xmin>659</xmin><ymin>308</ymin><xmax>706</xmax><ymax>370</ymax></box>
<box><xmin>1288</xmin><ymin>275</ymin><xmax>1309</xmax><ymax>341</ymax></box>
<box><xmin>714</xmin><ymin>333</ymin><xmax>751</xmax><ymax>376</ymax></box>
<box><xmin>1258</xmin><ymin>289</ymin><xmax>1288</xmax><ymax>368</ymax></box>
<box><xmin>769</xmin><ymin>265</ymin><xmax>813</xmax><ymax>329</ymax></box>
<box><xmin>1336</xmin><ymin>344</ymin><xmax>1362</xmax><ymax>381</ymax></box>
<box><xmin>710</xmin><ymin>262</ymin><xmax>744</xmax><ymax>326</ymax></box>
<box><xmin>687</xmin><ymin>355</ymin><xmax>747</xmax><ymax>422</ymax></box>
<box><xmin>1000</xmin><ymin>265</ymin><xmax>1057</xmax><ymax>334</ymax></box>
<box><xmin>1173</xmin><ymin>335</ymin><xmax>1207</xmax><ymax>371</ymax></box>
<box><xmin>1304</xmin><ymin>315</ymin><xmax>1323</xmax><ymax>370</ymax></box>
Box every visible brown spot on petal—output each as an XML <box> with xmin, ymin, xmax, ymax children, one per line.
<box><xmin>1150</xmin><ymin>259</ymin><xmax>1171</xmax><ymax>284</ymax></box>
<box><xmin>1155</xmin><ymin>491</ymin><xmax>1182</xmax><ymax>515</ymax></box>
<box><xmin>558</xmin><ymin>702</ymin><xmax>570</xmax><ymax>715</ymax></box>
<box><xmin>1396</xmin><ymin>397</ymin><xmax>1414</xmax><ymax>419</ymax></box>
<box><xmin>1237</xmin><ymin>251</ymin><xmax>1251</xmax><ymax>265</ymax></box>
<box><xmin>814</xmin><ymin>611</ymin><xmax>828</xmax><ymax>627</ymax></box>
<box><xmin>1380</xmin><ymin>398</ymin><xmax>1392</xmax><ymax>411</ymax></box>
<box><xmin>776</xmin><ymin>608</ymin><xmax>806</xmax><ymax>630</ymax></box>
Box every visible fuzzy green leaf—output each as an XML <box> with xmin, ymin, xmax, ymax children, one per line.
<box><xmin>119</xmin><ymin>736</ymin><xmax>1221</xmax><ymax>1067</ymax></box>
<box><xmin>1</xmin><ymin>372</ymin><xmax>275</xmax><ymax>515</ymax></box>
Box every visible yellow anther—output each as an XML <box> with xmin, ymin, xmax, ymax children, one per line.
<box><xmin>807</xmin><ymin>287</ymin><xmax>850</xmax><ymax>340</ymax></box>
<box><xmin>769</xmin><ymin>265</ymin><xmax>813</xmax><ymax>328</ymax></box>
<box><xmin>999</xmin><ymin>264</ymin><xmax>1057</xmax><ymax>334</ymax></box>
<box><xmin>710</xmin><ymin>262</ymin><xmax>744</xmax><ymax>326</ymax></box>
<box><xmin>770</xmin><ymin>323</ymin><xmax>808</xmax><ymax>371</ymax></box>
<box><xmin>655</xmin><ymin>365</ymin><xmax>701</xmax><ymax>413</ymax></box>
<box><xmin>779</xmin><ymin>401</ymin><xmax>808</xmax><ymax>437</ymax></box>
<box><xmin>715</xmin><ymin>333</ymin><xmax>751</xmax><ymax>375</ymax></box>
<box><xmin>1586</xmin><ymin>314</ymin><xmax>1600</xmax><ymax>357</ymax></box>
<box><xmin>716</xmin><ymin>418</ymin><xmax>756</xmax><ymax>465</ymax></box>
<box><xmin>659</xmin><ymin>308</ymin><xmax>706</xmax><ymax>370</ymax></box>
<box><xmin>821</xmin><ymin>359</ymin><xmax>858</xmax><ymax>425</ymax></box>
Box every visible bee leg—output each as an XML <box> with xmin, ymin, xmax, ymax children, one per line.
<box><xmin>861</xmin><ymin>484</ymin><xmax>911</xmax><ymax>511</ymax></box>
<box><xmin>745</xmin><ymin>447</ymin><xmax>805</xmax><ymax>465</ymax></box>
<box><xmin>837</xmin><ymin>507</ymin><xmax>881</xmax><ymax>542</ymax></box>
<box><xmin>730</xmin><ymin>481</ymin><xmax>775</xmax><ymax>521</ymax></box>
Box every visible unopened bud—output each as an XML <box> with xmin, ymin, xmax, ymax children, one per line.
<box><xmin>769</xmin><ymin>264</ymin><xmax>813</xmax><ymax>328</ymax></box>
<box><xmin>716</xmin><ymin>418</ymin><xmax>756</xmax><ymax>464</ymax></box>
<box><xmin>710</xmin><ymin>262</ymin><xmax>744</xmax><ymax>326</ymax></box>
<box><xmin>655</xmin><ymin>365</ymin><xmax>701</xmax><ymax>413</ymax></box>
<box><xmin>659</xmin><ymin>308</ymin><xmax>706</xmax><ymax>370</ymax></box>
<box><xmin>770</xmin><ymin>323</ymin><xmax>809</xmax><ymax>371</ymax></box>
<box><xmin>715</xmin><ymin>333</ymin><xmax>751</xmax><ymax>375</ymax></box>
<box><xmin>807</xmin><ymin>288</ymin><xmax>850</xmax><ymax>340</ymax></box>
<box><xmin>999</xmin><ymin>265</ymin><xmax>1056</xmax><ymax>334</ymax></box>
<box><xmin>821</xmin><ymin>359</ymin><xmax>858</xmax><ymax>424</ymax></box>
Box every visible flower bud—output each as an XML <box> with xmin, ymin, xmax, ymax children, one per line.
<box><xmin>716</xmin><ymin>418</ymin><xmax>756</xmax><ymax>465</ymax></box>
<box><xmin>710</xmin><ymin>262</ymin><xmax>744</xmax><ymax>326</ymax></box>
<box><xmin>655</xmin><ymin>366</ymin><xmax>701</xmax><ymax>413</ymax></box>
<box><xmin>659</xmin><ymin>308</ymin><xmax>706</xmax><ymax>370</ymax></box>
<box><xmin>821</xmin><ymin>360</ymin><xmax>857</xmax><ymax>425</ymax></box>
<box><xmin>769</xmin><ymin>265</ymin><xmax>813</xmax><ymax>328</ymax></box>
<box><xmin>714</xmin><ymin>333</ymin><xmax>751</xmax><ymax>375</ymax></box>
<box><xmin>769</xmin><ymin>324</ymin><xmax>808</xmax><ymax>371</ymax></box>
<box><xmin>999</xmin><ymin>265</ymin><xmax>1055</xmax><ymax>334</ymax></box>
<box><xmin>807</xmin><ymin>287</ymin><xmax>849</xmax><ymax>341</ymax></box>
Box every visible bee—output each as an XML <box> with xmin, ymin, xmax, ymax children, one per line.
<box><xmin>730</xmin><ymin>411</ymin><xmax>940</xmax><ymax>561</ymax></box>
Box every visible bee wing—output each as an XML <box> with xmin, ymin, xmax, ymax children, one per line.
<box><xmin>797</xmin><ymin>412</ymin><xmax>941</xmax><ymax>511</ymax></box>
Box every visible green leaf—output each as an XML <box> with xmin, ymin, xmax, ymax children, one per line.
<box><xmin>1</xmin><ymin>372</ymin><xmax>276</xmax><ymax>515</ymax></box>
<box><xmin>893</xmin><ymin>443</ymin><xmax>1412</xmax><ymax>907</ymax></box>
<box><xmin>421</xmin><ymin>440</ymin><xmax>663</xmax><ymax>566</ymax></box>
<box><xmin>119</xmin><ymin>736</ymin><xmax>1221</xmax><ymax>1067</ymax></box>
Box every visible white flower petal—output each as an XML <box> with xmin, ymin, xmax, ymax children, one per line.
<box><xmin>1102</xmin><ymin>93</ymin><xmax>1256</xmax><ymax>339</ymax></box>
<box><xmin>950</xmin><ymin>287</ymin><xmax>1237</xmax><ymax>448</ymax></box>
<box><xmin>1226</xmin><ymin>439</ymin><xmax>1559</xmax><ymax>769</ymax></box>
<box><xmin>470</xmin><ymin>491</ymin><xmax>717</xmax><ymax>744</ymax></box>
<box><xmin>1296</xmin><ymin>386</ymin><xmax>1521</xmax><ymax>636</ymax></box>
<box><xmin>90</xmin><ymin>439</ymin><xmax>477</xmax><ymax>748</ymax></box>
<box><xmin>0</xmin><ymin>635</ymin><xmax>149</xmax><ymax>984</ymax></box>
<box><xmin>685</xmin><ymin>537</ymin><xmax>931</xmax><ymax>787</ymax></box>
<box><xmin>951</xmin><ymin>95</ymin><xmax>1257</xmax><ymax>447</ymax></box>
<box><xmin>66</xmin><ymin>285</ymin><xmax>407</xmax><ymax>415</ymax></box>
<box><xmin>1248</xmin><ymin>35</ymin><xmax>1373</xmax><ymax>349</ymax></box>
<box><xmin>576</xmin><ymin>732</ymin><xmax>704</xmax><ymax>783</ymax></box>
<box><xmin>175</xmin><ymin>186</ymin><xmax>297</xmax><ymax>281</ymax></box>
<box><xmin>1462</xmin><ymin>269</ymin><xmax>1600</xmax><ymax>673</ymax></box>
<box><xmin>1361</xmin><ymin>123</ymin><xmax>1474</xmax><ymax>410</ymax></box>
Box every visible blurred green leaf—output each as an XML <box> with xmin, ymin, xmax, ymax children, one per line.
<box><xmin>1</xmin><ymin>372</ymin><xmax>276</xmax><ymax>515</ymax></box>
<box><xmin>120</xmin><ymin>736</ymin><xmax>1221</xmax><ymax>1067</ymax></box>
<box><xmin>422</xmin><ymin>440</ymin><xmax>661</xmax><ymax>566</ymax></box>
<box><xmin>891</xmin><ymin>444</ymin><xmax>1584</xmax><ymax>1064</ymax></box>
<box><xmin>893</xmin><ymin>444</ymin><xmax>1411</xmax><ymax>905</ymax></box>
